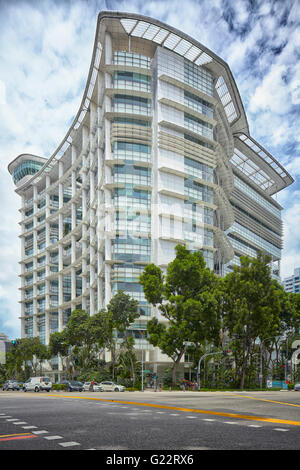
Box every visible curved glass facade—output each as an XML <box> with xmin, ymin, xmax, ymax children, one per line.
<box><xmin>8</xmin><ymin>12</ymin><xmax>293</xmax><ymax>379</ymax></box>
<box><xmin>13</xmin><ymin>160</ymin><xmax>44</xmax><ymax>184</ymax></box>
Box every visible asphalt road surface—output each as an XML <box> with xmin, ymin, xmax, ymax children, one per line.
<box><xmin>1</xmin><ymin>390</ymin><xmax>300</xmax><ymax>452</ymax></box>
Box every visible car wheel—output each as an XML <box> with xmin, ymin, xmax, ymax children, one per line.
<box><xmin>114</xmin><ymin>387</ymin><xmax>119</xmax><ymax>392</ymax></box>
<box><xmin>34</xmin><ymin>386</ymin><xmax>39</xmax><ymax>392</ymax></box>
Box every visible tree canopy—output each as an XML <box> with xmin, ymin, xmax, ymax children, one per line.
<box><xmin>140</xmin><ymin>244</ymin><xmax>223</xmax><ymax>385</ymax></box>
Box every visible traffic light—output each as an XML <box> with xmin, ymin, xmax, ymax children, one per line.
<box><xmin>223</xmin><ymin>349</ymin><xmax>230</xmax><ymax>357</ymax></box>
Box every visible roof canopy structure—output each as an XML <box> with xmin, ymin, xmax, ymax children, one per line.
<box><xmin>8</xmin><ymin>11</ymin><xmax>294</xmax><ymax>197</ymax></box>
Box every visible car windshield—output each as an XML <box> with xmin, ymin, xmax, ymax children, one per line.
<box><xmin>71</xmin><ymin>381</ymin><xmax>81</xmax><ymax>385</ymax></box>
<box><xmin>42</xmin><ymin>378</ymin><xmax>50</xmax><ymax>382</ymax></box>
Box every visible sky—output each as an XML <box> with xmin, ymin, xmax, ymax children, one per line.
<box><xmin>0</xmin><ymin>0</ymin><xmax>299</xmax><ymax>339</ymax></box>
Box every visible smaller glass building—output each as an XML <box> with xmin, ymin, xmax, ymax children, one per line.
<box><xmin>284</xmin><ymin>268</ymin><xmax>300</xmax><ymax>294</ymax></box>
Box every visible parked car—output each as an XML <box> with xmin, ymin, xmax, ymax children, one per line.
<box><xmin>59</xmin><ymin>380</ymin><xmax>83</xmax><ymax>392</ymax></box>
<box><xmin>3</xmin><ymin>380</ymin><xmax>20</xmax><ymax>391</ymax></box>
<box><xmin>294</xmin><ymin>383</ymin><xmax>300</xmax><ymax>391</ymax></box>
<box><xmin>99</xmin><ymin>381</ymin><xmax>126</xmax><ymax>392</ymax></box>
<box><xmin>23</xmin><ymin>377</ymin><xmax>52</xmax><ymax>392</ymax></box>
<box><xmin>83</xmin><ymin>381</ymin><xmax>104</xmax><ymax>392</ymax></box>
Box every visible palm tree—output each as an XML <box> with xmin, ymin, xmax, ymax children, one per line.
<box><xmin>116</xmin><ymin>336</ymin><xmax>141</xmax><ymax>386</ymax></box>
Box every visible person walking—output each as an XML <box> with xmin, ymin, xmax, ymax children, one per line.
<box><xmin>89</xmin><ymin>380</ymin><xmax>95</xmax><ymax>392</ymax></box>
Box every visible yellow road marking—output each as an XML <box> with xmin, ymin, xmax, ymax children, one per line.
<box><xmin>47</xmin><ymin>394</ymin><xmax>300</xmax><ymax>427</ymax></box>
<box><xmin>0</xmin><ymin>433</ymin><xmax>32</xmax><ymax>438</ymax></box>
<box><xmin>228</xmin><ymin>393</ymin><xmax>300</xmax><ymax>408</ymax></box>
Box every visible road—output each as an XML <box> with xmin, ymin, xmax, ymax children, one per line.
<box><xmin>1</xmin><ymin>390</ymin><xmax>300</xmax><ymax>452</ymax></box>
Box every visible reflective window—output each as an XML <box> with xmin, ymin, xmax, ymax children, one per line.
<box><xmin>184</xmin><ymin>91</ymin><xmax>214</xmax><ymax>118</ymax></box>
<box><xmin>184</xmin><ymin>59</ymin><xmax>214</xmax><ymax>97</ymax></box>
<box><xmin>234</xmin><ymin>176</ymin><xmax>281</xmax><ymax>218</ymax></box>
<box><xmin>13</xmin><ymin>160</ymin><xmax>44</xmax><ymax>184</ymax></box>
<box><xmin>113</xmin><ymin>51</ymin><xmax>151</xmax><ymax>69</ymax></box>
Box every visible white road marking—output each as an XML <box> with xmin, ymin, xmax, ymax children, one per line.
<box><xmin>6</xmin><ymin>418</ymin><xmax>19</xmax><ymax>421</ymax></box>
<box><xmin>22</xmin><ymin>426</ymin><xmax>37</xmax><ymax>429</ymax></box>
<box><xmin>13</xmin><ymin>421</ymin><xmax>27</xmax><ymax>425</ymax></box>
<box><xmin>33</xmin><ymin>430</ymin><xmax>49</xmax><ymax>435</ymax></box>
<box><xmin>202</xmin><ymin>419</ymin><xmax>216</xmax><ymax>422</ymax></box>
<box><xmin>59</xmin><ymin>441</ymin><xmax>80</xmax><ymax>447</ymax></box>
<box><xmin>44</xmin><ymin>435</ymin><xmax>63</xmax><ymax>440</ymax></box>
<box><xmin>248</xmin><ymin>425</ymin><xmax>262</xmax><ymax>428</ymax></box>
<box><xmin>273</xmin><ymin>428</ymin><xmax>289</xmax><ymax>432</ymax></box>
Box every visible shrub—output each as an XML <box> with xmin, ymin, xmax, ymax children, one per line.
<box><xmin>51</xmin><ymin>384</ymin><xmax>66</xmax><ymax>391</ymax></box>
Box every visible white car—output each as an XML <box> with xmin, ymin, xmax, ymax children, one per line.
<box><xmin>99</xmin><ymin>381</ymin><xmax>126</xmax><ymax>392</ymax></box>
<box><xmin>23</xmin><ymin>376</ymin><xmax>52</xmax><ymax>392</ymax></box>
<box><xmin>83</xmin><ymin>381</ymin><xmax>104</xmax><ymax>392</ymax></box>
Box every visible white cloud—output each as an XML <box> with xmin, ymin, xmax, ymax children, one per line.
<box><xmin>249</xmin><ymin>64</ymin><xmax>291</xmax><ymax>114</ymax></box>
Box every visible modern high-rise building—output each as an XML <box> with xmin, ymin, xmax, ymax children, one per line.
<box><xmin>283</xmin><ymin>268</ymin><xmax>300</xmax><ymax>294</ymax></box>
<box><xmin>8</xmin><ymin>12</ymin><xmax>293</xmax><ymax>379</ymax></box>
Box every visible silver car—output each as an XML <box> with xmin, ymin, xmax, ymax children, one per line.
<box><xmin>99</xmin><ymin>381</ymin><xmax>126</xmax><ymax>392</ymax></box>
<box><xmin>294</xmin><ymin>383</ymin><xmax>300</xmax><ymax>391</ymax></box>
<box><xmin>3</xmin><ymin>380</ymin><xmax>20</xmax><ymax>391</ymax></box>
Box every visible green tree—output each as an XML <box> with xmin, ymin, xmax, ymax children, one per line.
<box><xmin>6</xmin><ymin>337</ymin><xmax>48</xmax><ymax>380</ymax></box>
<box><xmin>116</xmin><ymin>336</ymin><xmax>141</xmax><ymax>386</ymax></box>
<box><xmin>48</xmin><ymin>294</ymin><xmax>139</xmax><ymax>380</ymax></box>
<box><xmin>49</xmin><ymin>330</ymin><xmax>71</xmax><ymax>378</ymax></box>
<box><xmin>54</xmin><ymin>309</ymin><xmax>113</xmax><ymax>376</ymax></box>
<box><xmin>30</xmin><ymin>338</ymin><xmax>50</xmax><ymax>375</ymax></box>
<box><xmin>106</xmin><ymin>290</ymin><xmax>139</xmax><ymax>380</ymax></box>
<box><xmin>223</xmin><ymin>252</ymin><xmax>285</xmax><ymax>389</ymax></box>
<box><xmin>140</xmin><ymin>244</ymin><xmax>223</xmax><ymax>386</ymax></box>
<box><xmin>107</xmin><ymin>290</ymin><xmax>139</xmax><ymax>332</ymax></box>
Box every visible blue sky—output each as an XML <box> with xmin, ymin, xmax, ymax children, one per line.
<box><xmin>0</xmin><ymin>0</ymin><xmax>299</xmax><ymax>339</ymax></box>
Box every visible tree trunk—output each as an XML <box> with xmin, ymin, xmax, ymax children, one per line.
<box><xmin>172</xmin><ymin>351</ymin><xmax>184</xmax><ymax>387</ymax></box>
<box><xmin>131</xmin><ymin>357</ymin><xmax>135</xmax><ymax>386</ymax></box>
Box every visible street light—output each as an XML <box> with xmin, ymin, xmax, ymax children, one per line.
<box><xmin>259</xmin><ymin>336</ymin><xmax>276</xmax><ymax>390</ymax></box>
<box><xmin>140</xmin><ymin>331</ymin><xmax>147</xmax><ymax>392</ymax></box>
<box><xmin>197</xmin><ymin>351</ymin><xmax>223</xmax><ymax>390</ymax></box>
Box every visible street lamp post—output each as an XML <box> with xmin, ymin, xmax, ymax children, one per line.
<box><xmin>197</xmin><ymin>352</ymin><xmax>223</xmax><ymax>390</ymax></box>
<box><xmin>259</xmin><ymin>336</ymin><xmax>275</xmax><ymax>390</ymax></box>
<box><xmin>141</xmin><ymin>342</ymin><xmax>144</xmax><ymax>392</ymax></box>
<box><xmin>141</xmin><ymin>331</ymin><xmax>147</xmax><ymax>392</ymax></box>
